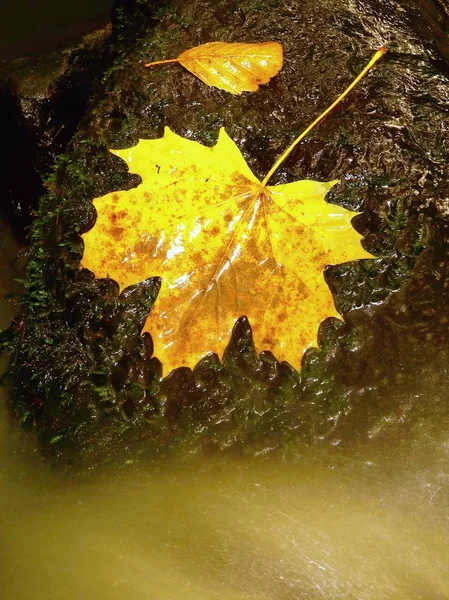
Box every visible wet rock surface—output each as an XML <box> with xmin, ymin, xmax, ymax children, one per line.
<box><xmin>2</xmin><ymin>0</ymin><xmax>449</xmax><ymax>466</ymax></box>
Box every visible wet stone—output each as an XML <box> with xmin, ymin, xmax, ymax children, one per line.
<box><xmin>1</xmin><ymin>0</ymin><xmax>449</xmax><ymax>466</ymax></box>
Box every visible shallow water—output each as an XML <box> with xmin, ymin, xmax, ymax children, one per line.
<box><xmin>1</xmin><ymin>218</ymin><xmax>449</xmax><ymax>599</ymax></box>
<box><xmin>1</xmin><ymin>433</ymin><xmax>449</xmax><ymax>599</ymax></box>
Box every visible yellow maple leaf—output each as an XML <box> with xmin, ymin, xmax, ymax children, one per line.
<box><xmin>82</xmin><ymin>47</ymin><xmax>386</xmax><ymax>374</ymax></box>
<box><xmin>144</xmin><ymin>41</ymin><xmax>283</xmax><ymax>94</ymax></box>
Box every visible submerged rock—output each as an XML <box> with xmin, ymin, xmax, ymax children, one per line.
<box><xmin>2</xmin><ymin>0</ymin><xmax>449</xmax><ymax>466</ymax></box>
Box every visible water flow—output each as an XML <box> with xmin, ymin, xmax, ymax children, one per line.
<box><xmin>1</xmin><ymin>216</ymin><xmax>449</xmax><ymax>599</ymax></box>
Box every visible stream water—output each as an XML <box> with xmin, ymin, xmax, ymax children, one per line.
<box><xmin>1</xmin><ymin>215</ymin><xmax>449</xmax><ymax>599</ymax></box>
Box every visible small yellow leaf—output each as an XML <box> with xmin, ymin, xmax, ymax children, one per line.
<box><xmin>144</xmin><ymin>41</ymin><xmax>283</xmax><ymax>94</ymax></box>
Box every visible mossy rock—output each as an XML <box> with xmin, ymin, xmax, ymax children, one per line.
<box><xmin>2</xmin><ymin>0</ymin><xmax>449</xmax><ymax>467</ymax></box>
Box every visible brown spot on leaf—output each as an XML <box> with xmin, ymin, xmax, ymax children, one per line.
<box><xmin>208</xmin><ymin>226</ymin><xmax>220</xmax><ymax>237</ymax></box>
<box><xmin>109</xmin><ymin>227</ymin><xmax>125</xmax><ymax>240</ymax></box>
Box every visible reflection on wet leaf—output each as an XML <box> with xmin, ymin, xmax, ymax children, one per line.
<box><xmin>144</xmin><ymin>41</ymin><xmax>283</xmax><ymax>94</ymax></box>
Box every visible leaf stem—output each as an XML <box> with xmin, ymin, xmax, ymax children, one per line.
<box><xmin>260</xmin><ymin>46</ymin><xmax>387</xmax><ymax>188</ymax></box>
<box><xmin>144</xmin><ymin>58</ymin><xmax>180</xmax><ymax>68</ymax></box>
